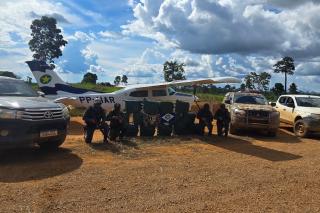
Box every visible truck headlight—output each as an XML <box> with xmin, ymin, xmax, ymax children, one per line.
<box><xmin>62</xmin><ymin>106</ymin><xmax>70</xmax><ymax>119</ymax></box>
<box><xmin>0</xmin><ymin>108</ymin><xmax>17</xmax><ymax>119</ymax></box>
<box><xmin>233</xmin><ymin>108</ymin><xmax>246</xmax><ymax>117</ymax></box>
<box><xmin>270</xmin><ymin>111</ymin><xmax>280</xmax><ymax>118</ymax></box>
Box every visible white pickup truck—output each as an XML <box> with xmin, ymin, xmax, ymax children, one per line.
<box><xmin>274</xmin><ymin>95</ymin><xmax>320</xmax><ymax>137</ymax></box>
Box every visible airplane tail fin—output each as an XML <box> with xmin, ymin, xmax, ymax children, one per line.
<box><xmin>26</xmin><ymin>60</ymin><xmax>100</xmax><ymax>95</ymax></box>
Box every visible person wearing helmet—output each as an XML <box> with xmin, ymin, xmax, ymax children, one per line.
<box><xmin>197</xmin><ymin>103</ymin><xmax>214</xmax><ymax>136</ymax></box>
<box><xmin>83</xmin><ymin>98</ymin><xmax>109</xmax><ymax>143</ymax></box>
<box><xmin>106</xmin><ymin>103</ymin><xmax>127</xmax><ymax>141</ymax></box>
<box><xmin>214</xmin><ymin>103</ymin><xmax>230</xmax><ymax>137</ymax></box>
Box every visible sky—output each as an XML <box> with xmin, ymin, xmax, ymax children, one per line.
<box><xmin>0</xmin><ymin>0</ymin><xmax>320</xmax><ymax>92</ymax></box>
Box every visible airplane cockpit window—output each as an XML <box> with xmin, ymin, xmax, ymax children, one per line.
<box><xmin>129</xmin><ymin>90</ymin><xmax>148</xmax><ymax>97</ymax></box>
<box><xmin>168</xmin><ymin>87</ymin><xmax>176</xmax><ymax>96</ymax></box>
<box><xmin>152</xmin><ymin>89</ymin><xmax>167</xmax><ymax>97</ymax></box>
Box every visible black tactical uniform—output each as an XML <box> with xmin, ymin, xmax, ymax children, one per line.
<box><xmin>83</xmin><ymin>100</ymin><xmax>109</xmax><ymax>143</ymax></box>
<box><xmin>107</xmin><ymin>103</ymin><xmax>127</xmax><ymax>140</ymax></box>
<box><xmin>214</xmin><ymin>104</ymin><xmax>231</xmax><ymax>137</ymax></box>
<box><xmin>197</xmin><ymin>103</ymin><xmax>213</xmax><ymax>135</ymax></box>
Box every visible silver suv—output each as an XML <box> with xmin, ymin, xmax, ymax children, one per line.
<box><xmin>0</xmin><ymin>77</ymin><xmax>70</xmax><ymax>149</ymax></box>
<box><xmin>223</xmin><ymin>92</ymin><xmax>280</xmax><ymax>136</ymax></box>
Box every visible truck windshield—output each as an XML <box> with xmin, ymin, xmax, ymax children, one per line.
<box><xmin>0</xmin><ymin>80</ymin><xmax>38</xmax><ymax>97</ymax></box>
<box><xmin>235</xmin><ymin>95</ymin><xmax>268</xmax><ymax>105</ymax></box>
<box><xmin>296</xmin><ymin>97</ymin><xmax>320</xmax><ymax>107</ymax></box>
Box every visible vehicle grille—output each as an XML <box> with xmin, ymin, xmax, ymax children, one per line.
<box><xmin>247</xmin><ymin>110</ymin><xmax>269</xmax><ymax>118</ymax></box>
<box><xmin>21</xmin><ymin>108</ymin><xmax>63</xmax><ymax>121</ymax></box>
<box><xmin>247</xmin><ymin>110</ymin><xmax>270</xmax><ymax>125</ymax></box>
<box><xmin>248</xmin><ymin>118</ymin><xmax>269</xmax><ymax>124</ymax></box>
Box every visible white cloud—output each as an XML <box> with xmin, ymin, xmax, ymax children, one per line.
<box><xmin>128</xmin><ymin>0</ymin><xmax>138</xmax><ymax>7</ymax></box>
<box><xmin>0</xmin><ymin>0</ymin><xmax>89</xmax><ymax>46</ymax></box>
<box><xmin>88</xmin><ymin>65</ymin><xmax>105</xmax><ymax>73</ymax></box>
<box><xmin>296</xmin><ymin>62</ymin><xmax>320</xmax><ymax>76</ymax></box>
<box><xmin>72</xmin><ymin>31</ymin><xmax>95</xmax><ymax>42</ymax></box>
<box><xmin>124</xmin><ymin>0</ymin><xmax>320</xmax><ymax>59</ymax></box>
<box><xmin>81</xmin><ymin>46</ymin><xmax>97</xmax><ymax>61</ymax></box>
<box><xmin>140</xmin><ymin>48</ymin><xmax>166</xmax><ymax>64</ymax></box>
<box><xmin>99</xmin><ymin>31</ymin><xmax>122</xmax><ymax>39</ymax></box>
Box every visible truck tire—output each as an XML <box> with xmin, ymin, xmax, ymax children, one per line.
<box><xmin>267</xmin><ymin>129</ymin><xmax>277</xmax><ymax>137</ymax></box>
<box><xmin>229</xmin><ymin>124</ymin><xmax>237</xmax><ymax>135</ymax></box>
<box><xmin>294</xmin><ymin>119</ymin><xmax>309</xmax><ymax>138</ymax></box>
<box><xmin>39</xmin><ymin>135</ymin><xmax>66</xmax><ymax>150</ymax></box>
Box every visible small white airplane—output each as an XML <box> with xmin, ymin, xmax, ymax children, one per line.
<box><xmin>26</xmin><ymin>60</ymin><xmax>241</xmax><ymax>111</ymax></box>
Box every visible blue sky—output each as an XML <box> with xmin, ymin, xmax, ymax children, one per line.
<box><xmin>0</xmin><ymin>0</ymin><xmax>320</xmax><ymax>92</ymax></box>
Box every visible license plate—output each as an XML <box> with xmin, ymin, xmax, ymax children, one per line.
<box><xmin>40</xmin><ymin>130</ymin><xmax>58</xmax><ymax>138</ymax></box>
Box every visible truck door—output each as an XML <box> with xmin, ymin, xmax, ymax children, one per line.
<box><xmin>275</xmin><ymin>96</ymin><xmax>287</xmax><ymax>122</ymax></box>
<box><xmin>282</xmin><ymin>97</ymin><xmax>296</xmax><ymax>124</ymax></box>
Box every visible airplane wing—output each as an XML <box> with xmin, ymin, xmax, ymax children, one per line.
<box><xmin>127</xmin><ymin>77</ymin><xmax>241</xmax><ymax>89</ymax></box>
<box><xmin>54</xmin><ymin>96</ymin><xmax>78</xmax><ymax>106</ymax></box>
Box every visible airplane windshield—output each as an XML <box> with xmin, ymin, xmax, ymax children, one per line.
<box><xmin>168</xmin><ymin>87</ymin><xmax>176</xmax><ymax>96</ymax></box>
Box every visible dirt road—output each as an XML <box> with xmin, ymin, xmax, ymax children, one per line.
<box><xmin>0</xmin><ymin>117</ymin><xmax>320</xmax><ymax>212</ymax></box>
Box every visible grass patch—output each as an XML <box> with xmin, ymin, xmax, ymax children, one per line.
<box><xmin>72</xmin><ymin>83</ymin><xmax>121</xmax><ymax>93</ymax></box>
<box><xmin>196</xmin><ymin>93</ymin><xmax>224</xmax><ymax>103</ymax></box>
<box><xmin>69</xmin><ymin>107</ymin><xmax>86</xmax><ymax>117</ymax></box>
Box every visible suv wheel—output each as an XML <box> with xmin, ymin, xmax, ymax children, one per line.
<box><xmin>267</xmin><ymin>129</ymin><xmax>277</xmax><ymax>137</ymax></box>
<box><xmin>294</xmin><ymin>119</ymin><xmax>309</xmax><ymax>138</ymax></box>
<box><xmin>39</xmin><ymin>135</ymin><xmax>66</xmax><ymax>150</ymax></box>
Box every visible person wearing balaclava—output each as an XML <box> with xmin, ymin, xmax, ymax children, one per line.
<box><xmin>106</xmin><ymin>103</ymin><xmax>127</xmax><ymax>141</ymax></box>
<box><xmin>83</xmin><ymin>98</ymin><xmax>109</xmax><ymax>143</ymax></box>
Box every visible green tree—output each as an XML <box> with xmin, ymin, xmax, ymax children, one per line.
<box><xmin>28</xmin><ymin>16</ymin><xmax>68</xmax><ymax>66</ymax></box>
<box><xmin>240</xmin><ymin>83</ymin><xmax>246</xmax><ymax>91</ymax></box>
<box><xmin>244</xmin><ymin>74</ymin><xmax>254</xmax><ymax>89</ymax></box>
<box><xmin>224</xmin><ymin>84</ymin><xmax>231</xmax><ymax>91</ymax></box>
<box><xmin>114</xmin><ymin>76</ymin><xmax>121</xmax><ymax>86</ymax></box>
<box><xmin>0</xmin><ymin>71</ymin><xmax>18</xmax><ymax>79</ymax></box>
<box><xmin>289</xmin><ymin>83</ymin><xmax>298</xmax><ymax>94</ymax></box>
<box><xmin>271</xmin><ymin>83</ymin><xmax>285</xmax><ymax>96</ymax></box>
<box><xmin>82</xmin><ymin>72</ymin><xmax>98</xmax><ymax>84</ymax></box>
<box><xmin>163</xmin><ymin>60</ymin><xmax>186</xmax><ymax>82</ymax></box>
<box><xmin>273</xmin><ymin>56</ymin><xmax>295</xmax><ymax>93</ymax></box>
<box><xmin>258</xmin><ymin>72</ymin><xmax>271</xmax><ymax>91</ymax></box>
<box><xmin>244</xmin><ymin>72</ymin><xmax>271</xmax><ymax>91</ymax></box>
<box><xmin>121</xmin><ymin>75</ymin><xmax>128</xmax><ymax>85</ymax></box>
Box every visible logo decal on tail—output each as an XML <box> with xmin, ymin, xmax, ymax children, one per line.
<box><xmin>40</xmin><ymin>74</ymin><xmax>52</xmax><ymax>84</ymax></box>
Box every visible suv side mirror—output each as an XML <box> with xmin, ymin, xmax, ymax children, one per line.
<box><xmin>224</xmin><ymin>100</ymin><xmax>231</xmax><ymax>104</ymax></box>
<box><xmin>37</xmin><ymin>91</ymin><xmax>45</xmax><ymax>97</ymax></box>
<box><xmin>270</xmin><ymin>102</ymin><xmax>276</xmax><ymax>107</ymax></box>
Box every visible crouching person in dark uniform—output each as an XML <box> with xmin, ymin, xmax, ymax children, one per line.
<box><xmin>197</xmin><ymin>103</ymin><xmax>213</xmax><ymax>135</ymax></box>
<box><xmin>107</xmin><ymin>103</ymin><xmax>127</xmax><ymax>141</ymax></box>
<box><xmin>83</xmin><ymin>98</ymin><xmax>109</xmax><ymax>143</ymax></box>
<box><xmin>214</xmin><ymin>103</ymin><xmax>231</xmax><ymax>137</ymax></box>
